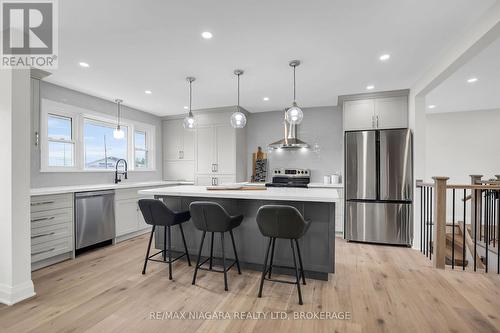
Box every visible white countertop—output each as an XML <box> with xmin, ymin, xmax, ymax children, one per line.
<box><xmin>30</xmin><ymin>180</ymin><xmax>194</xmax><ymax>196</ymax></box>
<box><xmin>138</xmin><ymin>185</ymin><xmax>340</xmax><ymax>203</ymax></box>
<box><xmin>307</xmin><ymin>182</ymin><xmax>344</xmax><ymax>188</ymax></box>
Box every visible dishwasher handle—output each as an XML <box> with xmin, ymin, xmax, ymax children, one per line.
<box><xmin>75</xmin><ymin>190</ymin><xmax>115</xmax><ymax>198</ymax></box>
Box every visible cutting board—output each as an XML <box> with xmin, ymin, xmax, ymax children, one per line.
<box><xmin>252</xmin><ymin>146</ymin><xmax>267</xmax><ymax>182</ymax></box>
<box><xmin>206</xmin><ymin>186</ymin><xmax>267</xmax><ymax>191</ymax></box>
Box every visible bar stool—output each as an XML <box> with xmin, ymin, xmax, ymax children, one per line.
<box><xmin>256</xmin><ymin>205</ymin><xmax>309</xmax><ymax>305</ymax></box>
<box><xmin>138</xmin><ymin>199</ymin><xmax>191</xmax><ymax>280</ymax></box>
<box><xmin>189</xmin><ymin>201</ymin><xmax>243</xmax><ymax>291</ymax></box>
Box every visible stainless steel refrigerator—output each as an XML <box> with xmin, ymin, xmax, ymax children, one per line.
<box><xmin>345</xmin><ymin>129</ymin><xmax>413</xmax><ymax>246</ymax></box>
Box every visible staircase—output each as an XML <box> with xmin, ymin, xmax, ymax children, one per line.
<box><xmin>445</xmin><ymin>224</ymin><xmax>468</xmax><ymax>267</ymax></box>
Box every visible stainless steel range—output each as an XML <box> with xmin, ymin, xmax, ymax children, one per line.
<box><xmin>266</xmin><ymin>168</ymin><xmax>310</xmax><ymax>188</ymax></box>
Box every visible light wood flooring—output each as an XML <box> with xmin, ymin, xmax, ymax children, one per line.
<box><xmin>1</xmin><ymin>235</ymin><xmax>500</xmax><ymax>332</ymax></box>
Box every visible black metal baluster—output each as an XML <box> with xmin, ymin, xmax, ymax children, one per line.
<box><xmin>430</xmin><ymin>187</ymin><xmax>433</xmax><ymax>260</ymax></box>
<box><xmin>497</xmin><ymin>193</ymin><xmax>500</xmax><ymax>274</ymax></box>
<box><xmin>426</xmin><ymin>187</ymin><xmax>430</xmax><ymax>258</ymax></box>
<box><xmin>420</xmin><ymin>186</ymin><xmax>423</xmax><ymax>253</ymax></box>
<box><xmin>474</xmin><ymin>189</ymin><xmax>477</xmax><ymax>272</ymax></box>
<box><xmin>452</xmin><ymin>189</ymin><xmax>455</xmax><ymax>269</ymax></box>
<box><xmin>485</xmin><ymin>190</ymin><xmax>489</xmax><ymax>273</ymax></box>
<box><xmin>463</xmin><ymin>189</ymin><xmax>467</xmax><ymax>271</ymax></box>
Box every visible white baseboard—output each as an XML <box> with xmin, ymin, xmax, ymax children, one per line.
<box><xmin>0</xmin><ymin>280</ymin><xmax>35</xmax><ymax>306</ymax></box>
<box><xmin>114</xmin><ymin>227</ymin><xmax>151</xmax><ymax>243</ymax></box>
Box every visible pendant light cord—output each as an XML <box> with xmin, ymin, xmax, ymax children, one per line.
<box><xmin>116</xmin><ymin>100</ymin><xmax>121</xmax><ymax>128</ymax></box>
<box><xmin>293</xmin><ymin>64</ymin><xmax>296</xmax><ymax>103</ymax></box>
<box><xmin>189</xmin><ymin>79</ymin><xmax>192</xmax><ymax>114</ymax></box>
<box><xmin>237</xmin><ymin>73</ymin><xmax>240</xmax><ymax>107</ymax></box>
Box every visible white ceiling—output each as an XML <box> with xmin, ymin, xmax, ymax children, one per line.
<box><xmin>426</xmin><ymin>35</ymin><xmax>500</xmax><ymax>114</ymax></box>
<box><xmin>47</xmin><ymin>0</ymin><xmax>496</xmax><ymax>116</ymax></box>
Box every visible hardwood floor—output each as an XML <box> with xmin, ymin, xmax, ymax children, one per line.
<box><xmin>2</xmin><ymin>235</ymin><xmax>500</xmax><ymax>333</ymax></box>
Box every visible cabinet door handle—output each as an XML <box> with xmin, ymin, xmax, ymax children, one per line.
<box><xmin>31</xmin><ymin>232</ymin><xmax>56</xmax><ymax>239</ymax></box>
<box><xmin>32</xmin><ymin>248</ymin><xmax>56</xmax><ymax>256</ymax></box>
<box><xmin>214</xmin><ymin>177</ymin><xmax>218</xmax><ymax>186</ymax></box>
<box><xmin>376</xmin><ymin>115</ymin><xmax>379</xmax><ymax>128</ymax></box>
<box><xmin>215</xmin><ymin>164</ymin><xmax>218</xmax><ymax>172</ymax></box>
<box><xmin>31</xmin><ymin>216</ymin><xmax>55</xmax><ymax>223</ymax></box>
<box><xmin>31</xmin><ymin>201</ymin><xmax>55</xmax><ymax>206</ymax></box>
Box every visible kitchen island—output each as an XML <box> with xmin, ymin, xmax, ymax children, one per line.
<box><xmin>138</xmin><ymin>186</ymin><xmax>340</xmax><ymax>280</ymax></box>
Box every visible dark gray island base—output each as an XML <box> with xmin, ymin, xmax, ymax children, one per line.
<box><xmin>153</xmin><ymin>196</ymin><xmax>335</xmax><ymax>280</ymax></box>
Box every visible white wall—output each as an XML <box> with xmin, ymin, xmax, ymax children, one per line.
<box><xmin>0</xmin><ymin>69</ymin><xmax>35</xmax><ymax>305</ymax></box>
<box><xmin>426</xmin><ymin>109</ymin><xmax>500</xmax><ymax>183</ymax></box>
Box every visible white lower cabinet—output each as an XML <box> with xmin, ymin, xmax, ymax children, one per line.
<box><xmin>114</xmin><ymin>186</ymin><xmax>167</xmax><ymax>242</ymax></box>
<box><xmin>115</xmin><ymin>198</ymin><xmax>142</xmax><ymax>237</ymax></box>
<box><xmin>30</xmin><ymin>193</ymin><xmax>74</xmax><ymax>271</ymax></box>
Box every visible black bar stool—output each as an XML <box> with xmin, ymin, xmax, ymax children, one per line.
<box><xmin>138</xmin><ymin>199</ymin><xmax>192</xmax><ymax>280</ymax></box>
<box><xmin>189</xmin><ymin>201</ymin><xmax>243</xmax><ymax>291</ymax></box>
<box><xmin>256</xmin><ymin>205</ymin><xmax>309</xmax><ymax>305</ymax></box>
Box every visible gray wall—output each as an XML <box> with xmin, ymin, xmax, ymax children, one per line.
<box><xmin>246</xmin><ymin>106</ymin><xmax>343</xmax><ymax>183</ymax></box>
<box><xmin>31</xmin><ymin>82</ymin><xmax>163</xmax><ymax>188</ymax></box>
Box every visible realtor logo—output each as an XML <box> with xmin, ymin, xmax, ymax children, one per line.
<box><xmin>1</xmin><ymin>0</ymin><xmax>58</xmax><ymax>68</ymax></box>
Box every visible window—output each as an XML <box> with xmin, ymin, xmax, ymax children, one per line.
<box><xmin>134</xmin><ymin>130</ymin><xmax>148</xmax><ymax>169</ymax></box>
<box><xmin>41</xmin><ymin>99</ymin><xmax>155</xmax><ymax>172</ymax></box>
<box><xmin>47</xmin><ymin>114</ymin><xmax>74</xmax><ymax>167</ymax></box>
<box><xmin>84</xmin><ymin>119</ymin><xmax>128</xmax><ymax>169</ymax></box>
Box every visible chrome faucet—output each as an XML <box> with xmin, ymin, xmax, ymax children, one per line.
<box><xmin>115</xmin><ymin>159</ymin><xmax>128</xmax><ymax>184</ymax></box>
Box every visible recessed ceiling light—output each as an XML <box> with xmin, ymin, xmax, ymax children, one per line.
<box><xmin>201</xmin><ymin>31</ymin><xmax>213</xmax><ymax>39</ymax></box>
<box><xmin>467</xmin><ymin>77</ymin><xmax>478</xmax><ymax>83</ymax></box>
<box><xmin>428</xmin><ymin>105</ymin><xmax>436</xmax><ymax>109</ymax></box>
<box><xmin>366</xmin><ymin>85</ymin><xmax>375</xmax><ymax>90</ymax></box>
<box><xmin>79</xmin><ymin>62</ymin><xmax>89</xmax><ymax>68</ymax></box>
<box><xmin>144</xmin><ymin>90</ymin><xmax>152</xmax><ymax>94</ymax></box>
<box><xmin>183</xmin><ymin>106</ymin><xmax>189</xmax><ymax>110</ymax></box>
<box><xmin>379</xmin><ymin>54</ymin><xmax>391</xmax><ymax>61</ymax></box>
<box><xmin>263</xmin><ymin>97</ymin><xmax>269</xmax><ymax>101</ymax></box>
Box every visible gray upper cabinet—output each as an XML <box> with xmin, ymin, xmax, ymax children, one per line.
<box><xmin>343</xmin><ymin>95</ymin><xmax>408</xmax><ymax>131</ymax></box>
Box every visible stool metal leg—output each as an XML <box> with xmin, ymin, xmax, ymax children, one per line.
<box><xmin>167</xmin><ymin>226</ymin><xmax>172</xmax><ymax>280</ymax></box>
<box><xmin>192</xmin><ymin>231</ymin><xmax>206</xmax><ymax>285</ymax></box>
<box><xmin>221</xmin><ymin>232</ymin><xmax>228</xmax><ymax>291</ymax></box>
<box><xmin>258</xmin><ymin>237</ymin><xmax>272</xmax><ymax>298</ymax></box>
<box><xmin>209</xmin><ymin>232</ymin><xmax>214</xmax><ymax>270</ymax></box>
<box><xmin>163</xmin><ymin>226</ymin><xmax>167</xmax><ymax>261</ymax></box>
<box><xmin>229</xmin><ymin>230</ymin><xmax>241</xmax><ymax>274</ymax></box>
<box><xmin>294</xmin><ymin>239</ymin><xmax>306</xmax><ymax>285</ymax></box>
<box><xmin>142</xmin><ymin>225</ymin><xmax>156</xmax><ymax>275</ymax></box>
<box><xmin>290</xmin><ymin>239</ymin><xmax>303</xmax><ymax>305</ymax></box>
<box><xmin>268</xmin><ymin>237</ymin><xmax>276</xmax><ymax>278</ymax></box>
<box><xmin>179</xmin><ymin>223</ymin><xmax>191</xmax><ymax>266</ymax></box>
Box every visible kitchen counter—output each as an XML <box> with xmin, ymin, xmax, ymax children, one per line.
<box><xmin>30</xmin><ymin>180</ymin><xmax>194</xmax><ymax>196</ymax></box>
<box><xmin>307</xmin><ymin>182</ymin><xmax>344</xmax><ymax>188</ymax></box>
<box><xmin>139</xmin><ymin>185</ymin><xmax>340</xmax><ymax>202</ymax></box>
<box><xmin>141</xmin><ymin>185</ymin><xmax>337</xmax><ymax>280</ymax></box>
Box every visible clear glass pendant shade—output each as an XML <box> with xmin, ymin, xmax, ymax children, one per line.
<box><xmin>183</xmin><ymin>112</ymin><xmax>196</xmax><ymax>129</ymax></box>
<box><xmin>285</xmin><ymin>102</ymin><xmax>304</xmax><ymax>125</ymax></box>
<box><xmin>230</xmin><ymin>110</ymin><xmax>247</xmax><ymax>128</ymax></box>
<box><xmin>113</xmin><ymin>126</ymin><xmax>125</xmax><ymax>139</ymax></box>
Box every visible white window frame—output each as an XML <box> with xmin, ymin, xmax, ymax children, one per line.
<box><xmin>133</xmin><ymin>129</ymin><xmax>149</xmax><ymax>169</ymax></box>
<box><xmin>40</xmin><ymin>99</ymin><xmax>156</xmax><ymax>172</ymax></box>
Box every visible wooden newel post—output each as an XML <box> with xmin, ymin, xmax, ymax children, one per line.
<box><xmin>432</xmin><ymin>176</ymin><xmax>449</xmax><ymax>269</ymax></box>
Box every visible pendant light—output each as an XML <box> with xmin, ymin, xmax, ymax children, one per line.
<box><xmin>230</xmin><ymin>69</ymin><xmax>247</xmax><ymax>129</ymax></box>
<box><xmin>113</xmin><ymin>99</ymin><xmax>125</xmax><ymax>139</ymax></box>
<box><xmin>183</xmin><ymin>77</ymin><xmax>196</xmax><ymax>130</ymax></box>
<box><xmin>285</xmin><ymin>60</ymin><xmax>304</xmax><ymax>125</ymax></box>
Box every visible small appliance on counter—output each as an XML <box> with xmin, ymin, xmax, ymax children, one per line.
<box><xmin>266</xmin><ymin>168</ymin><xmax>310</xmax><ymax>188</ymax></box>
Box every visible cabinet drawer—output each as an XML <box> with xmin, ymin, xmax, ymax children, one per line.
<box><xmin>31</xmin><ymin>237</ymin><xmax>73</xmax><ymax>263</ymax></box>
<box><xmin>31</xmin><ymin>194</ymin><xmax>73</xmax><ymax>213</ymax></box>
<box><xmin>31</xmin><ymin>208</ymin><xmax>72</xmax><ymax>228</ymax></box>
<box><xmin>31</xmin><ymin>223</ymin><xmax>72</xmax><ymax>246</ymax></box>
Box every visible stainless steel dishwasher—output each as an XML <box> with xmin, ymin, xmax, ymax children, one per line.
<box><xmin>75</xmin><ymin>190</ymin><xmax>116</xmax><ymax>250</ymax></box>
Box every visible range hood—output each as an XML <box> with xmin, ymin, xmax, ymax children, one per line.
<box><xmin>268</xmin><ymin>111</ymin><xmax>309</xmax><ymax>149</ymax></box>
